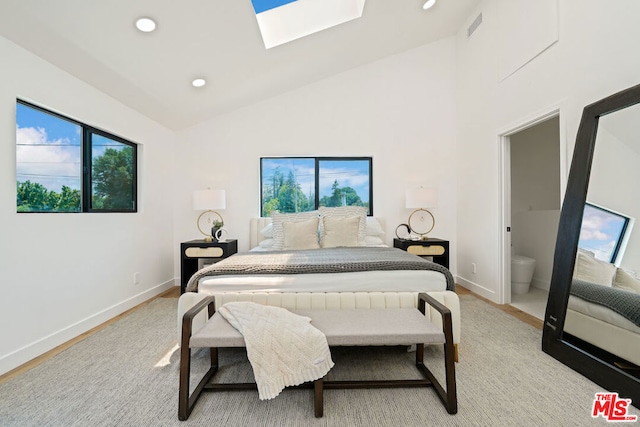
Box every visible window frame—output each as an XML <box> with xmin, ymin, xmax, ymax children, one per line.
<box><xmin>578</xmin><ymin>202</ymin><xmax>631</xmax><ymax>263</ymax></box>
<box><xmin>16</xmin><ymin>99</ymin><xmax>138</xmax><ymax>213</ymax></box>
<box><xmin>260</xmin><ymin>156</ymin><xmax>373</xmax><ymax>216</ymax></box>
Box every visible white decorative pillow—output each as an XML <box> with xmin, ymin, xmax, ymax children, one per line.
<box><xmin>319</xmin><ymin>206</ymin><xmax>367</xmax><ymax>246</ymax></box>
<box><xmin>283</xmin><ymin>218</ymin><xmax>321</xmax><ymax>250</ymax></box>
<box><xmin>271</xmin><ymin>210</ymin><xmax>319</xmax><ymax>250</ymax></box>
<box><xmin>573</xmin><ymin>249</ymin><xmax>616</xmax><ymax>286</ymax></box>
<box><xmin>366</xmin><ymin>216</ymin><xmax>385</xmax><ymax>236</ymax></box>
<box><xmin>613</xmin><ymin>268</ymin><xmax>640</xmax><ymax>294</ymax></box>
<box><xmin>321</xmin><ymin>216</ymin><xmax>360</xmax><ymax>248</ymax></box>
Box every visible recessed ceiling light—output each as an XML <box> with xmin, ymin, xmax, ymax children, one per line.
<box><xmin>192</xmin><ymin>79</ymin><xmax>206</xmax><ymax>88</ymax></box>
<box><xmin>423</xmin><ymin>0</ymin><xmax>436</xmax><ymax>10</ymax></box>
<box><xmin>135</xmin><ymin>17</ymin><xmax>156</xmax><ymax>33</ymax></box>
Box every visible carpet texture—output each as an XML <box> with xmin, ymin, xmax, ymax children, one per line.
<box><xmin>0</xmin><ymin>294</ymin><xmax>628</xmax><ymax>426</ymax></box>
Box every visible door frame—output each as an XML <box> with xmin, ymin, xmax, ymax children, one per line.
<box><xmin>497</xmin><ymin>104</ymin><xmax>567</xmax><ymax>304</ymax></box>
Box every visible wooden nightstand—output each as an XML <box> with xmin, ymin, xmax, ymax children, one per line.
<box><xmin>393</xmin><ymin>238</ymin><xmax>449</xmax><ymax>269</ymax></box>
<box><xmin>180</xmin><ymin>239</ymin><xmax>238</xmax><ymax>293</ymax></box>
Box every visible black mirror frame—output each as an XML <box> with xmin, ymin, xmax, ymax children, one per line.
<box><xmin>542</xmin><ymin>83</ymin><xmax>640</xmax><ymax>405</ymax></box>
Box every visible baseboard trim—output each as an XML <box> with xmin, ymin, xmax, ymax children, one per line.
<box><xmin>0</xmin><ymin>280</ymin><xmax>174</xmax><ymax>378</ymax></box>
<box><xmin>455</xmin><ymin>276</ymin><xmax>498</xmax><ymax>303</ymax></box>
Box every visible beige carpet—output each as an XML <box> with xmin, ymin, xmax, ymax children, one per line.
<box><xmin>0</xmin><ymin>294</ymin><xmax>624</xmax><ymax>426</ymax></box>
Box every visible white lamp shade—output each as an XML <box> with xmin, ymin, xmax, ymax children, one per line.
<box><xmin>406</xmin><ymin>188</ymin><xmax>438</xmax><ymax>209</ymax></box>
<box><xmin>193</xmin><ymin>189</ymin><xmax>226</xmax><ymax>210</ymax></box>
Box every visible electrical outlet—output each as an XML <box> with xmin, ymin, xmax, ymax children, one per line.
<box><xmin>133</xmin><ymin>272</ymin><xmax>140</xmax><ymax>285</ymax></box>
<box><xmin>471</xmin><ymin>263</ymin><xmax>477</xmax><ymax>274</ymax></box>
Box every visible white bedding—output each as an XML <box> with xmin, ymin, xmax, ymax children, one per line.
<box><xmin>566</xmin><ymin>295</ymin><xmax>640</xmax><ymax>366</ymax></box>
<box><xmin>568</xmin><ymin>295</ymin><xmax>640</xmax><ymax>334</ymax></box>
<box><xmin>198</xmin><ymin>216</ymin><xmax>448</xmax><ymax>294</ymax></box>
<box><xmin>198</xmin><ymin>269</ymin><xmax>447</xmax><ymax>294</ymax></box>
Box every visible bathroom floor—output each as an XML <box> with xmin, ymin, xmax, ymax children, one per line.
<box><xmin>510</xmin><ymin>287</ymin><xmax>549</xmax><ymax>320</ymax></box>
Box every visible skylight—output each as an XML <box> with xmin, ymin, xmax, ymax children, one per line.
<box><xmin>251</xmin><ymin>0</ymin><xmax>366</xmax><ymax>49</ymax></box>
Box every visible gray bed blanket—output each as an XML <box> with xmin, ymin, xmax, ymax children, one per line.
<box><xmin>570</xmin><ymin>280</ymin><xmax>640</xmax><ymax>327</ymax></box>
<box><xmin>185</xmin><ymin>247</ymin><xmax>455</xmax><ymax>293</ymax></box>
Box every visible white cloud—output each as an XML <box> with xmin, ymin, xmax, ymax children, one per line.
<box><xmin>16</xmin><ymin>126</ymin><xmax>81</xmax><ymax>192</ymax></box>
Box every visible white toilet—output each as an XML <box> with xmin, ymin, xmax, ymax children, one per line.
<box><xmin>511</xmin><ymin>255</ymin><xmax>536</xmax><ymax>294</ymax></box>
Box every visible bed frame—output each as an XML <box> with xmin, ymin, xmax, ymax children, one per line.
<box><xmin>177</xmin><ymin>217</ymin><xmax>462</xmax><ymax>360</ymax></box>
<box><xmin>565</xmin><ymin>304</ymin><xmax>640</xmax><ymax>367</ymax></box>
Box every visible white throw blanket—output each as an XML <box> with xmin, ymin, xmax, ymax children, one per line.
<box><xmin>218</xmin><ymin>302</ymin><xmax>334</xmax><ymax>400</ymax></box>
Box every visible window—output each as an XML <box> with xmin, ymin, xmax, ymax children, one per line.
<box><xmin>16</xmin><ymin>100</ymin><xmax>137</xmax><ymax>213</ymax></box>
<box><xmin>578</xmin><ymin>203</ymin><xmax>630</xmax><ymax>263</ymax></box>
<box><xmin>260</xmin><ymin>157</ymin><xmax>372</xmax><ymax>217</ymax></box>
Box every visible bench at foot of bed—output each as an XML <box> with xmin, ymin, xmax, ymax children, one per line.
<box><xmin>177</xmin><ymin>290</ymin><xmax>461</xmax><ymax>362</ymax></box>
<box><xmin>178</xmin><ymin>293</ymin><xmax>457</xmax><ymax>420</ymax></box>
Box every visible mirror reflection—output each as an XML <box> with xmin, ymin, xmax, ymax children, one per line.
<box><xmin>565</xmin><ymin>103</ymin><xmax>640</xmax><ymax>373</ymax></box>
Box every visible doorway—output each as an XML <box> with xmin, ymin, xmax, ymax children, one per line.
<box><xmin>499</xmin><ymin>110</ymin><xmax>566</xmax><ymax>319</ymax></box>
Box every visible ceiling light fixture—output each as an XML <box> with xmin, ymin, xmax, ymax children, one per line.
<box><xmin>192</xmin><ymin>78</ymin><xmax>206</xmax><ymax>88</ymax></box>
<box><xmin>423</xmin><ymin>0</ymin><xmax>436</xmax><ymax>10</ymax></box>
<box><xmin>135</xmin><ymin>17</ymin><xmax>156</xmax><ymax>33</ymax></box>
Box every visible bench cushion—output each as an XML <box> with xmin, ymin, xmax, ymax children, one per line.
<box><xmin>190</xmin><ymin>308</ymin><xmax>445</xmax><ymax>348</ymax></box>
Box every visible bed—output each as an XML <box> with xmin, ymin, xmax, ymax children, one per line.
<box><xmin>564</xmin><ymin>250</ymin><xmax>640</xmax><ymax>366</ymax></box>
<box><xmin>177</xmin><ymin>209</ymin><xmax>461</xmax><ymax>355</ymax></box>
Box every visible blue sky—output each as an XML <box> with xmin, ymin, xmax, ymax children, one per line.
<box><xmin>251</xmin><ymin>0</ymin><xmax>296</xmax><ymax>14</ymax></box>
<box><xmin>261</xmin><ymin>158</ymin><xmax>370</xmax><ymax>203</ymax></box>
<box><xmin>578</xmin><ymin>203</ymin><xmax>628</xmax><ymax>261</ymax></box>
<box><xmin>318</xmin><ymin>160</ymin><xmax>370</xmax><ymax>202</ymax></box>
<box><xmin>16</xmin><ymin>103</ymin><xmax>82</xmax><ymax>192</ymax></box>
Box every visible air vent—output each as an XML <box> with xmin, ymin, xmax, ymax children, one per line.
<box><xmin>467</xmin><ymin>13</ymin><xmax>482</xmax><ymax>38</ymax></box>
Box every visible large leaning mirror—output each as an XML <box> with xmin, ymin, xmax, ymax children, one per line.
<box><xmin>543</xmin><ymin>83</ymin><xmax>640</xmax><ymax>406</ymax></box>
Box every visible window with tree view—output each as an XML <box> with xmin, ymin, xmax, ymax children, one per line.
<box><xmin>16</xmin><ymin>100</ymin><xmax>137</xmax><ymax>213</ymax></box>
<box><xmin>260</xmin><ymin>157</ymin><xmax>372</xmax><ymax>217</ymax></box>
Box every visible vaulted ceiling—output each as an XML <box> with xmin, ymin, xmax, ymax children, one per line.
<box><xmin>0</xmin><ymin>0</ymin><xmax>480</xmax><ymax>130</ymax></box>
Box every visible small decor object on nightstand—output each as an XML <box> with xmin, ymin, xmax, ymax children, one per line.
<box><xmin>214</xmin><ymin>228</ymin><xmax>228</xmax><ymax>242</ymax></box>
<box><xmin>193</xmin><ymin>189</ymin><xmax>226</xmax><ymax>242</ymax></box>
<box><xmin>395</xmin><ymin>223</ymin><xmax>411</xmax><ymax>240</ymax></box>
<box><xmin>406</xmin><ymin>187</ymin><xmax>438</xmax><ymax>240</ymax></box>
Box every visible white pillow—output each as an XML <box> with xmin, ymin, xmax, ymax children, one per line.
<box><xmin>319</xmin><ymin>206</ymin><xmax>367</xmax><ymax>246</ymax></box>
<box><xmin>283</xmin><ymin>218</ymin><xmax>321</xmax><ymax>250</ymax></box>
<box><xmin>258</xmin><ymin>238</ymin><xmax>274</xmax><ymax>249</ymax></box>
<box><xmin>260</xmin><ymin>222</ymin><xmax>274</xmax><ymax>238</ymax></box>
<box><xmin>573</xmin><ymin>249</ymin><xmax>616</xmax><ymax>286</ymax></box>
<box><xmin>364</xmin><ymin>235</ymin><xmax>386</xmax><ymax>246</ymax></box>
<box><xmin>613</xmin><ymin>268</ymin><xmax>640</xmax><ymax>294</ymax></box>
<box><xmin>366</xmin><ymin>217</ymin><xmax>385</xmax><ymax>236</ymax></box>
<box><xmin>271</xmin><ymin>210</ymin><xmax>320</xmax><ymax>250</ymax></box>
<box><xmin>321</xmin><ymin>216</ymin><xmax>360</xmax><ymax>248</ymax></box>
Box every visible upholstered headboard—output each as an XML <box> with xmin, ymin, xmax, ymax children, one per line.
<box><xmin>250</xmin><ymin>217</ymin><xmax>386</xmax><ymax>249</ymax></box>
<box><xmin>250</xmin><ymin>217</ymin><xmax>275</xmax><ymax>249</ymax></box>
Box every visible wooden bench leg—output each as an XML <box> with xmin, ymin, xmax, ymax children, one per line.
<box><xmin>178</xmin><ymin>296</ymin><xmax>218</xmax><ymax>421</ymax></box>
<box><xmin>179</xmin><ymin>347</ymin><xmax>218</xmax><ymax>421</ymax></box>
<box><xmin>314</xmin><ymin>378</ymin><xmax>324</xmax><ymax>417</ymax></box>
<box><xmin>415</xmin><ymin>342</ymin><xmax>457</xmax><ymax>414</ymax></box>
<box><xmin>418</xmin><ymin>293</ymin><xmax>458</xmax><ymax>414</ymax></box>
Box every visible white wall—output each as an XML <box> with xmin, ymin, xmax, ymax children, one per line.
<box><xmin>510</xmin><ymin>117</ymin><xmax>560</xmax><ymax>214</ymax></box>
<box><xmin>510</xmin><ymin>117</ymin><xmax>561</xmax><ymax>291</ymax></box>
<box><xmin>0</xmin><ymin>36</ymin><xmax>177</xmax><ymax>375</ymax></box>
<box><xmin>173</xmin><ymin>38</ymin><xmax>459</xmax><ymax>274</ymax></box>
<box><xmin>588</xmin><ymin>127</ymin><xmax>640</xmax><ymax>273</ymax></box>
<box><xmin>455</xmin><ymin>0</ymin><xmax>640</xmax><ymax>301</ymax></box>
